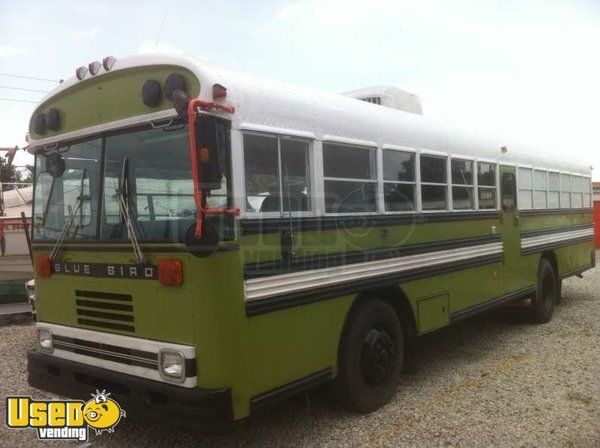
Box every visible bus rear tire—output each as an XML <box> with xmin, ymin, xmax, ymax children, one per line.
<box><xmin>334</xmin><ymin>298</ymin><xmax>403</xmax><ymax>413</ymax></box>
<box><xmin>530</xmin><ymin>258</ymin><xmax>557</xmax><ymax>323</ymax></box>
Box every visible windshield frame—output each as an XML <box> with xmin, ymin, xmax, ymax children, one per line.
<box><xmin>31</xmin><ymin>119</ymin><xmax>235</xmax><ymax>245</ymax></box>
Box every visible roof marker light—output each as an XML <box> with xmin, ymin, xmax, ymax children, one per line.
<box><xmin>88</xmin><ymin>61</ymin><xmax>101</xmax><ymax>76</ymax></box>
<box><xmin>141</xmin><ymin>79</ymin><xmax>162</xmax><ymax>107</ymax></box>
<box><xmin>103</xmin><ymin>56</ymin><xmax>116</xmax><ymax>71</ymax></box>
<box><xmin>165</xmin><ymin>73</ymin><xmax>187</xmax><ymax>100</ymax></box>
<box><xmin>47</xmin><ymin>109</ymin><xmax>60</xmax><ymax>131</ymax></box>
<box><xmin>76</xmin><ymin>66</ymin><xmax>88</xmax><ymax>80</ymax></box>
<box><xmin>32</xmin><ymin>113</ymin><xmax>46</xmax><ymax>135</ymax></box>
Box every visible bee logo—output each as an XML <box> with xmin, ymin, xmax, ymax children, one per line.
<box><xmin>82</xmin><ymin>390</ymin><xmax>126</xmax><ymax>435</ymax></box>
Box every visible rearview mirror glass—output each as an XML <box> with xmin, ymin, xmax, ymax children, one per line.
<box><xmin>196</xmin><ymin>115</ymin><xmax>223</xmax><ymax>190</ymax></box>
<box><xmin>45</xmin><ymin>152</ymin><xmax>66</xmax><ymax>178</ymax></box>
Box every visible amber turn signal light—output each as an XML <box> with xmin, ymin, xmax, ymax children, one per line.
<box><xmin>35</xmin><ymin>255</ymin><xmax>52</xmax><ymax>277</ymax></box>
<box><xmin>158</xmin><ymin>259</ymin><xmax>183</xmax><ymax>286</ymax></box>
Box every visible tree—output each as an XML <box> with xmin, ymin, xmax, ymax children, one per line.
<box><xmin>0</xmin><ymin>156</ymin><xmax>18</xmax><ymax>191</ymax></box>
<box><xmin>18</xmin><ymin>165</ymin><xmax>34</xmax><ymax>183</ymax></box>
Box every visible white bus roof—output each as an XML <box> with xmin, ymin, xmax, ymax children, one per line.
<box><xmin>31</xmin><ymin>54</ymin><xmax>591</xmax><ymax>176</ymax></box>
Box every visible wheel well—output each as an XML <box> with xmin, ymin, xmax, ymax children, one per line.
<box><xmin>352</xmin><ymin>286</ymin><xmax>418</xmax><ymax>337</ymax></box>
<box><xmin>540</xmin><ymin>250</ymin><xmax>558</xmax><ymax>276</ymax></box>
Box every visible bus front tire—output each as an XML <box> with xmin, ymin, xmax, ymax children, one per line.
<box><xmin>530</xmin><ymin>258</ymin><xmax>557</xmax><ymax>323</ymax></box>
<box><xmin>334</xmin><ymin>298</ymin><xmax>404</xmax><ymax>413</ymax></box>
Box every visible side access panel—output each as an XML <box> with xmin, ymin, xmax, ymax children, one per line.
<box><xmin>417</xmin><ymin>293</ymin><xmax>449</xmax><ymax>334</ymax></box>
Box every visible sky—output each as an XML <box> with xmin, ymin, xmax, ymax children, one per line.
<box><xmin>1</xmin><ymin>0</ymin><xmax>599</xmax><ymax>179</ymax></box>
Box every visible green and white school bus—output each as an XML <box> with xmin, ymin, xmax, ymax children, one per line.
<box><xmin>27</xmin><ymin>54</ymin><xmax>595</xmax><ymax>427</ymax></box>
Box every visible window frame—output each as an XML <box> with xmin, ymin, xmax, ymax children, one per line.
<box><xmin>381</xmin><ymin>146</ymin><xmax>417</xmax><ymax>214</ymax></box>
<box><xmin>517</xmin><ymin>166</ymin><xmax>533</xmax><ymax>210</ymax></box>
<box><xmin>547</xmin><ymin>170</ymin><xmax>560</xmax><ymax>209</ymax></box>
<box><xmin>571</xmin><ymin>174</ymin><xmax>584</xmax><ymax>209</ymax></box>
<box><xmin>419</xmin><ymin>150</ymin><xmax>449</xmax><ymax>212</ymax></box>
<box><xmin>583</xmin><ymin>176</ymin><xmax>592</xmax><ymax>208</ymax></box>
<box><xmin>501</xmin><ymin>171</ymin><xmax>518</xmax><ymax>212</ymax></box>
<box><xmin>242</xmin><ymin>130</ymin><xmax>314</xmax><ymax>217</ymax></box>
<box><xmin>532</xmin><ymin>168</ymin><xmax>548</xmax><ymax>209</ymax></box>
<box><xmin>322</xmin><ymin>141</ymin><xmax>378</xmax><ymax>215</ymax></box>
<box><xmin>476</xmin><ymin>160</ymin><xmax>499</xmax><ymax>211</ymax></box>
<box><xmin>559</xmin><ymin>172</ymin><xmax>571</xmax><ymax>209</ymax></box>
<box><xmin>450</xmin><ymin>156</ymin><xmax>476</xmax><ymax>211</ymax></box>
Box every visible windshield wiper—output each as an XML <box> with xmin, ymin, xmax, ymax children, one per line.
<box><xmin>49</xmin><ymin>169</ymin><xmax>88</xmax><ymax>263</ymax></box>
<box><xmin>115</xmin><ymin>157</ymin><xmax>147</xmax><ymax>264</ymax></box>
<box><xmin>41</xmin><ymin>176</ymin><xmax>56</xmax><ymax>225</ymax></box>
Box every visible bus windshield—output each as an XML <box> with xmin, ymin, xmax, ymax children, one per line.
<box><xmin>33</xmin><ymin>121</ymin><xmax>234</xmax><ymax>243</ymax></box>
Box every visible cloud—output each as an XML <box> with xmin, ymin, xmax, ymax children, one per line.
<box><xmin>137</xmin><ymin>41</ymin><xmax>184</xmax><ymax>55</ymax></box>
<box><xmin>0</xmin><ymin>45</ymin><xmax>22</xmax><ymax>58</ymax></box>
<box><xmin>73</xmin><ymin>28</ymin><xmax>99</xmax><ymax>38</ymax></box>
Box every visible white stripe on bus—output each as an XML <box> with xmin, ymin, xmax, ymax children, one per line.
<box><xmin>520</xmin><ymin>228</ymin><xmax>594</xmax><ymax>250</ymax></box>
<box><xmin>245</xmin><ymin>242</ymin><xmax>502</xmax><ymax>302</ymax></box>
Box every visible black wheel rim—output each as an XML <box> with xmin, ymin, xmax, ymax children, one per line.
<box><xmin>541</xmin><ymin>270</ymin><xmax>556</xmax><ymax>314</ymax></box>
<box><xmin>360</xmin><ymin>325</ymin><xmax>396</xmax><ymax>386</ymax></box>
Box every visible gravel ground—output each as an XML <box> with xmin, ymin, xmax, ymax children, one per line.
<box><xmin>1</xmin><ymin>257</ymin><xmax>599</xmax><ymax>447</ymax></box>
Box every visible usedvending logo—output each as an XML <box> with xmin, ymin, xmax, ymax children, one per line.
<box><xmin>6</xmin><ymin>390</ymin><xmax>125</xmax><ymax>442</ymax></box>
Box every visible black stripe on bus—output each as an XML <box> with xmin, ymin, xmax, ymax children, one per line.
<box><xmin>519</xmin><ymin>207</ymin><xmax>592</xmax><ymax>217</ymax></box>
<box><xmin>520</xmin><ymin>223</ymin><xmax>593</xmax><ymax>238</ymax></box>
<box><xmin>77</xmin><ymin>319</ymin><xmax>135</xmax><ymax>333</ymax></box>
<box><xmin>53</xmin><ymin>336</ymin><xmax>198</xmax><ymax>377</ymax></box>
<box><xmin>246</xmin><ymin>253</ymin><xmax>502</xmax><ymax>317</ymax></box>
<box><xmin>76</xmin><ymin>309</ymin><xmax>135</xmax><ymax>322</ymax></box>
<box><xmin>31</xmin><ymin>243</ymin><xmax>240</xmax><ymax>253</ymax></box>
<box><xmin>53</xmin><ymin>342</ymin><xmax>158</xmax><ymax>370</ymax></box>
<box><xmin>240</xmin><ymin>211</ymin><xmax>501</xmax><ymax>235</ymax></box>
<box><xmin>75</xmin><ymin>290</ymin><xmax>132</xmax><ymax>301</ymax></box>
<box><xmin>53</xmin><ymin>335</ymin><xmax>156</xmax><ymax>360</ymax></box>
<box><xmin>521</xmin><ymin>235</ymin><xmax>594</xmax><ymax>256</ymax></box>
<box><xmin>450</xmin><ymin>286</ymin><xmax>536</xmax><ymax>323</ymax></box>
<box><xmin>250</xmin><ymin>368</ymin><xmax>332</xmax><ymax>412</ymax></box>
<box><xmin>76</xmin><ymin>300</ymin><xmax>133</xmax><ymax>312</ymax></box>
<box><xmin>244</xmin><ymin>234</ymin><xmax>502</xmax><ymax>279</ymax></box>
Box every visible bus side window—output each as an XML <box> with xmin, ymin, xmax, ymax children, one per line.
<box><xmin>501</xmin><ymin>172</ymin><xmax>517</xmax><ymax>212</ymax></box>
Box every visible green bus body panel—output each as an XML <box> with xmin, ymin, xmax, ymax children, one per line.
<box><xmin>32</xmin><ymin>205</ymin><xmax>594</xmax><ymax>421</ymax></box>
<box><xmin>240</xmin><ymin>217</ymin><xmax>500</xmax><ymax>265</ymax></box>
<box><xmin>417</xmin><ymin>293</ymin><xmax>449</xmax><ymax>333</ymax></box>
<box><xmin>403</xmin><ymin>261</ymin><xmax>502</xmax><ymax>317</ymax></box>
<box><xmin>520</xmin><ymin>211</ymin><xmax>593</xmax><ymax>232</ymax></box>
<box><xmin>33</xmin><ymin>248</ymin><xmax>251</xmax><ymax>419</ymax></box>
<box><xmin>28</xmin><ymin>65</ymin><xmax>200</xmax><ymax>140</ymax></box>
<box><xmin>35</xmin><ymin>251</ymin><xmax>196</xmax><ymax>343</ymax></box>
<box><xmin>247</xmin><ymin>295</ymin><xmax>353</xmax><ymax>397</ymax></box>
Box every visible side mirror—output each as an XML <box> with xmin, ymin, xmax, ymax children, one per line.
<box><xmin>45</xmin><ymin>153</ymin><xmax>65</xmax><ymax>178</ymax></box>
<box><xmin>196</xmin><ymin>115</ymin><xmax>222</xmax><ymax>190</ymax></box>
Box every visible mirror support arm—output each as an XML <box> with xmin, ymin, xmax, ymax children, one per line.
<box><xmin>187</xmin><ymin>99</ymin><xmax>239</xmax><ymax>238</ymax></box>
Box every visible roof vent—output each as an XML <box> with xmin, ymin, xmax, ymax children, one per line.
<box><xmin>342</xmin><ymin>85</ymin><xmax>423</xmax><ymax>115</ymax></box>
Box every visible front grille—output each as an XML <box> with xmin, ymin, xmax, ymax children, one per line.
<box><xmin>75</xmin><ymin>290</ymin><xmax>135</xmax><ymax>332</ymax></box>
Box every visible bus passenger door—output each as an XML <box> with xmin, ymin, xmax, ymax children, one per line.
<box><xmin>499</xmin><ymin>166</ymin><xmax>520</xmax><ymax>293</ymax></box>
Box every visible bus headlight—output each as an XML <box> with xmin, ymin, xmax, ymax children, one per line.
<box><xmin>159</xmin><ymin>350</ymin><xmax>185</xmax><ymax>382</ymax></box>
<box><xmin>37</xmin><ymin>329</ymin><xmax>53</xmax><ymax>353</ymax></box>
